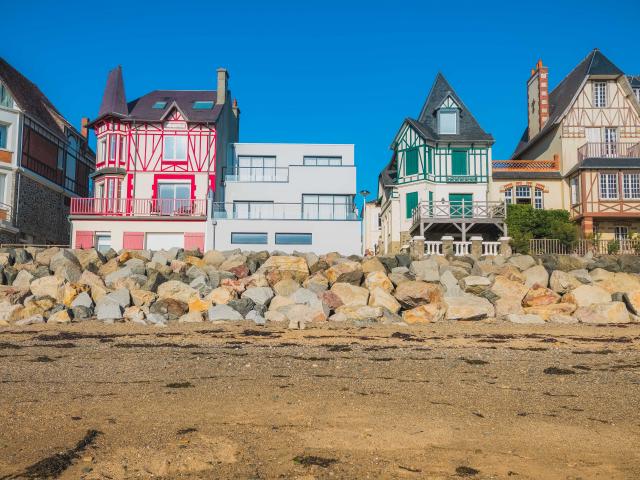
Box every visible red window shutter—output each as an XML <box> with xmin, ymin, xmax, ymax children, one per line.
<box><xmin>123</xmin><ymin>232</ymin><xmax>144</xmax><ymax>250</ymax></box>
<box><xmin>75</xmin><ymin>231</ymin><xmax>94</xmax><ymax>249</ymax></box>
<box><xmin>184</xmin><ymin>232</ymin><xmax>204</xmax><ymax>252</ymax></box>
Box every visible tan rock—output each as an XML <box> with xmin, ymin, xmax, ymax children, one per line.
<box><xmin>157</xmin><ymin>280</ymin><xmax>199</xmax><ymax>304</ymax></box>
<box><xmin>364</xmin><ymin>271</ymin><xmax>393</xmax><ymax>292</ymax></box>
<box><xmin>202</xmin><ymin>250</ymin><xmax>225</xmax><ymax>268</ymax></box>
<box><xmin>220</xmin><ymin>278</ymin><xmax>245</xmax><ymax>294</ymax></box>
<box><xmin>325</xmin><ymin>261</ymin><xmax>363</xmax><ymax>285</ymax></box>
<box><xmin>574</xmin><ymin>302</ymin><xmax>630</xmax><ymax>324</ymax></box>
<box><xmin>623</xmin><ymin>289</ymin><xmax>640</xmax><ymax>315</ymax></box>
<box><xmin>30</xmin><ymin>276</ymin><xmax>64</xmax><ymax>302</ymax></box>
<box><xmin>549</xmin><ymin>270</ymin><xmax>583</xmax><ymax>294</ymax></box>
<box><xmin>63</xmin><ymin>283</ymin><xmax>89</xmax><ymax>307</ymax></box>
<box><xmin>403</xmin><ymin>303</ymin><xmax>445</xmax><ymax>324</ymax></box>
<box><xmin>47</xmin><ymin>309</ymin><xmax>71</xmax><ymax>324</ymax></box>
<box><xmin>98</xmin><ymin>258</ymin><xmax>120</xmax><ymax>277</ymax></box>
<box><xmin>130</xmin><ymin>289</ymin><xmax>157</xmax><ymax>307</ymax></box>
<box><xmin>444</xmin><ymin>296</ymin><xmax>494</xmax><ymax>321</ymax></box>
<box><xmin>123</xmin><ymin>306</ymin><xmax>145</xmax><ymax>323</ymax></box>
<box><xmin>265</xmin><ymin>310</ymin><xmax>287</xmax><ymax>323</ymax></box>
<box><xmin>78</xmin><ymin>270</ymin><xmax>109</xmax><ymax>302</ymax></box>
<box><xmin>269</xmin><ymin>295</ymin><xmax>295</xmax><ymax>311</ymax></box>
<box><xmin>335</xmin><ymin>305</ymin><xmax>383</xmax><ymax>321</ymax></box>
<box><xmin>524</xmin><ymin>303</ymin><xmax>577</xmax><ymax>320</ymax></box>
<box><xmin>179</xmin><ymin>311</ymin><xmax>204</xmax><ymax>323</ymax></box>
<box><xmin>257</xmin><ymin>256</ymin><xmax>309</xmax><ymax>284</ymax></box>
<box><xmin>361</xmin><ymin>257</ymin><xmax>386</xmax><ymax>274</ymax></box>
<box><xmin>394</xmin><ymin>281</ymin><xmax>443</xmax><ymax>308</ymax></box>
<box><xmin>497</xmin><ymin>265</ymin><xmax>526</xmax><ymax>283</ymax></box>
<box><xmin>12</xmin><ymin>270</ymin><xmax>34</xmax><ymax>289</ymax></box>
<box><xmin>35</xmin><ymin>247</ymin><xmax>60</xmax><ymax>267</ymax></box>
<box><xmin>188</xmin><ymin>297</ymin><xmax>211</xmax><ymax>313</ymax></box>
<box><xmin>184</xmin><ymin>256</ymin><xmax>205</xmax><ymax>268</ymax></box>
<box><xmin>522</xmin><ymin>287</ymin><xmax>560</xmax><ymax>307</ymax></box>
<box><xmin>459</xmin><ymin>276</ymin><xmax>491</xmax><ymax>295</ymax></box>
<box><xmin>562</xmin><ymin>284</ymin><xmax>611</xmax><ymax>308</ymax></box>
<box><xmin>330</xmin><ymin>283</ymin><xmax>369</xmax><ymax>307</ymax></box>
<box><xmin>494</xmin><ymin>297</ymin><xmax>524</xmax><ymax>319</ymax></box>
<box><xmin>490</xmin><ymin>275</ymin><xmax>528</xmax><ymax>302</ymax></box>
<box><xmin>523</xmin><ymin>265</ymin><xmax>549</xmax><ymax>288</ymax></box>
<box><xmin>241</xmin><ymin>273</ymin><xmax>270</xmax><ymax>289</ymax></box>
<box><xmin>368</xmin><ymin>287</ymin><xmax>401</xmax><ymax>314</ymax></box>
<box><xmin>273</xmin><ymin>279</ymin><xmax>301</xmax><ymax>297</ymax></box>
<box><xmin>596</xmin><ymin>272</ymin><xmax>640</xmax><ymax>294</ymax></box>
<box><xmin>206</xmin><ymin>287</ymin><xmax>236</xmax><ymax>305</ymax></box>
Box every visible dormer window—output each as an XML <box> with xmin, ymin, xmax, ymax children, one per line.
<box><xmin>152</xmin><ymin>101</ymin><xmax>167</xmax><ymax>109</ymax></box>
<box><xmin>437</xmin><ymin>96</ymin><xmax>459</xmax><ymax>135</ymax></box>
<box><xmin>438</xmin><ymin>109</ymin><xmax>458</xmax><ymax>134</ymax></box>
<box><xmin>0</xmin><ymin>83</ymin><xmax>13</xmax><ymax>108</ymax></box>
<box><xmin>192</xmin><ymin>101</ymin><xmax>214</xmax><ymax>110</ymax></box>
<box><xmin>593</xmin><ymin>82</ymin><xmax>607</xmax><ymax>108</ymax></box>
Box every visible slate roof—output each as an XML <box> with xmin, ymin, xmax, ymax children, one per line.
<box><xmin>569</xmin><ymin>157</ymin><xmax>640</xmax><ymax>174</ymax></box>
<box><xmin>92</xmin><ymin>66</ymin><xmax>224</xmax><ymax>125</ymax></box>
<box><xmin>512</xmin><ymin>49</ymin><xmax>625</xmax><ymax>159</ymax></box>
<box><xmin>629</xmin><ymin>75</ymin><xmax>640</xmax><ymax>89</ymax></box>
<box><xmin>0</xmin><ymin>57</ymin><xmax>69</xmax><ymax>138</ymax></box>
<box><xmin>414</xmin><ymin>73</ymin><xmax>494</xmax><ymax>143</ymax></box>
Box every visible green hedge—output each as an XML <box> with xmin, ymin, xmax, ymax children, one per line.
<box><xmin>506</xmin><ymin>204</ymin><xmax>578</xmax><ymax>253</ymax></box>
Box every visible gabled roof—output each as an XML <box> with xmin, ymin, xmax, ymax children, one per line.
<box><xmin>512</xmin><ymin>49</ymin><xmax>625</xmax><ymax>159</ymax></box>
<box><xmin>413</xmin><ymin>73</ymin><xmax>493</xmax><ymax>143</ymax></box>
<box><xmin>0</xmin><ymin>56</ymin><xmax>68</xmax><ymax>137</ymax></box>
<box><xmin>98</xmin><ymin>66</ymin><xmax>128</xmax><ymax>117</ymax></box>
<box><xmin>91</xmin><ymin>66</ymin><xmax>224</xmax><ymax>126</ymax></box>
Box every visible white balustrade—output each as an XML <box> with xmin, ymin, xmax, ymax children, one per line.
<box><xmin>482</xmin><ymin>241</ymin><xmax>501</xmax><ymax>256</ymax></box>
<box><xmin>453</xmin><ymin>241</ymin><xmax>471</xmax><ymax>256</ymax></box>
<box><xmin>424</xmin><ymin>241</ymin><xmax>443</xmax><ymax>256</ymax></box>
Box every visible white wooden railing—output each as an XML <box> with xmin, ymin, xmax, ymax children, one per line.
<box><xmin>453</xmin><ymin>241</ymin><xmax>471</xmax><ymax>256</ymax></box>
<box><xmin>482</xmin><ymin>241</ymin><xmax>501</xmax><ymax>256</ymax></box>
<box><xmin>424</xmin><ymin>241</ymin><xmax>443</xmax><ymax>255</ymax></box>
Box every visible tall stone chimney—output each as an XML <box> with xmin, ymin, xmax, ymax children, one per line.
<box><xmin>527</xmin><ymin>59</ymin><xmax>549</xmax><ymax>140</ymax></box>
<box><xmin>217</xmin><ymin>68</ymin><xmax>228</xmax><ymax>105</ymax></box>
<box><xmin>80</xmin><ymin>117</ymin><xmax>89</xmax><ymax>139</ymax></box>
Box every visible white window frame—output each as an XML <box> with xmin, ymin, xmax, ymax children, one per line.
<box><xmin>623</xmin><ymin>173</ymin><xmax>640</xmax><ymax>199</ymax></box>
<box><xmin>438</xmin><ymin>109</ymin><xmax>458</xmax><ymax>135</ymax></box>
<box><xmin>634</xmin><ymin>88</ymin><xmax>640</xmax><ymax>103</ymax></box>
<box><xmin>99</xmin><ymin>138</ymin><xmax>107</xmax><ymax>163</ymax></box>
<box><xmin>599</xmin><ymin>173</ymin><xmax>619</xmax><ymax>200</ymax></box>
<box><xmin>570</xmin><ymin>177</ymin><xmax>580</xmax><ymax>205</ymax></box>
<box><xmin>504</xmin><ymin>188</ymin><xmax>512</xmax><ymax>204</ymax></box>
<box><xmin>615</xmin><ymin>226</ymin><xmax>628</xmax><ymax>241</ymax></box>
<box><xmin>163</xmin><ymin>135</ymin><xmax>187</xmax><ymax>162</ymax></box>
<box><xmin>95</xmin><ymin>232</ymin><xmax>112</xmax><ymax>254</ymax></box>
<box><xmin>0</xmin><ymin>123</ymin><xmax>7</xmax><ymax>150</ymax></box>
<box><xmin>604</xmin><ymin>128</ymin><xmax>618</xmax><ymax>156</ymax></box>
<box><xmin>593</xmin><ymin>82</ymin><xmax>607</xmax><ymax>108</ymax></box>
<box><xmin>534</xmin><ymin>188</ymin><xmax>543</xmax><ymax>209</ymax></box>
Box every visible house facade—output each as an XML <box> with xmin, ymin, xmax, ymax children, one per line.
<box><xmin>209</xmin><ymin>143</ymin><xmax>361</xmax><ymax>255</ymax></box>
<box><xmin>69</xmin><ymin>66</ymin><xmax>239</xmax><ymax>252</ymax></box>
<box><xmin>362</xmin><ymin>198</ymin><xmax>381</xmax><ymax>255</ymax></box>
<box><xmin>0</xmin><ymin>57</ymin><xmax>95</xmax><ymax>245</ymax></box>
<box><xmin>490</xmin><ymin>50</ymin><xmax>640</xmax><ymax>241</ymax></box>
<box><xmin>377</xmin><ymin>73</ymin><xmax>503</xmax><ymax>254</ymax></box>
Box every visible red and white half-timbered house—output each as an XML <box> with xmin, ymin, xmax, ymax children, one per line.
<box><xmin>70</xmin><ymin>66</ymin><xmax>239</xmax><ymax>252</ymax></box>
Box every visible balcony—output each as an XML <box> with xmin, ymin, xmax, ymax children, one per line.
<box><xmin>70</xmin><ymin>198</ymin><xmax>208</xmax><ymax>218</ymax></box>
<box><xmin>212</xmin><ymin>202</ymin><xmax>359</xmax><ymax>221</ymax></box>
<box><xmin>412</xmin><ymin>200</ymin><xmax>506</xmax><ymax>224</ymax></box>
<box><xmin>223</xmin><ymin>167</ymin><xmax>289</xmax><ymax>183</ymax></box>
<box><xmin>577</xmin><ymin>142</ymin><xmax>640</xmax><ymax>162</ymax></box>
<box><xmin>492</xmin><ymin>155</ymin><xmax>559</xmax><ymax>172</ymax></box>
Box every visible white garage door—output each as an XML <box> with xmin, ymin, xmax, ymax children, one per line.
<box><xmin>146</xmin><ymin>233</ymin><xmax>184</xmax><ymax>250</ymax></box>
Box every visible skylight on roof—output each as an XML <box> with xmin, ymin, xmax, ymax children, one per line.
<box><xmin>192</xmin><ymin>101</ymin><xmax>214</xmax><ymax>110</ymax></box>
<box><xmin>152</xmin><ymin>101</ymin><xmax>167</xmax><ymax>109</ymax></box>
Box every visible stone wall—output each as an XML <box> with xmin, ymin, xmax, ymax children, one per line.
<box><xmin>1</xmin><ymin>246</ymin><xmax>639</xmax><ymax>328</ymax></box>
<box><xmin>15</xmin><ymin>174</ymin><xmax>70</xmax><ymax>245</ymax></box>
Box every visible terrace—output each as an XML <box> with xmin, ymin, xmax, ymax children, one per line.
<box><xmin>69</xmin><ymin>198</ymin><xmax>208</xmax><ymax>218</ymax></box>
<box><xmin>577</xmin><ymin>142</ymin><xmax>640</xmax><ymax>162</ymax></box>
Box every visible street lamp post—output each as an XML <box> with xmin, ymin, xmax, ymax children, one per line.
<box><xmin>359</xmin><ymin>189</ymin><xmax>370</xmax><ymax>256</ymax></box>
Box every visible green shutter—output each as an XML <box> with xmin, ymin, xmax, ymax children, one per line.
<box><xmin>406</xmin><ymin>191</ymin><xmax>418</xmax><ymax>219</ymax></box>
<box><xmin>405</xmin><ymin>148</ymin><xmax>419</xmax><ymax>176</ymax></box>
<box><xmin>451</xmin><ymin>150</ymin><xmax>468</xmax><ymax>176</ymax></box>
<box><xmin>428</xmin><ymin>191</ymin><xmax>434</xmax><ymax>216</ymax></box>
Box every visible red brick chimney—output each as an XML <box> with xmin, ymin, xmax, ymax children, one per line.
<box><xmin>80</xmin><ymin>117</ymin><xmax>89</xmax><ymax>139</ymax></box>
<box><xmin>527</xmin><ymin>59</ymin><xmax>549</xmax><ymax>140</ymax></box>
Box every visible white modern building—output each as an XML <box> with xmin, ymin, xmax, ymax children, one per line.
<box><xmin>208</xmin><ymin>143</ymin><xmax>361</xmax><ymax>254</ymax></box>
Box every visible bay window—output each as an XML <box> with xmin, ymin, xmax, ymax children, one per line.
<box><xmin>599</xmin><ymin>173</ymin><xmax>618</xmax><ymax>199</ymax></box>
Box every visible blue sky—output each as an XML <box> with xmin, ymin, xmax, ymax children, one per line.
<box><xmin>4</xmin><ymin>0</ymin><xmax>639</xmax><ymax>204</ymax></box>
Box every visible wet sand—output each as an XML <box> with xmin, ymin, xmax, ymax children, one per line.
<box><xmin>0</xmin><ymin>320</ymin><xmax>639</xmax><ymax>479</ymax></box>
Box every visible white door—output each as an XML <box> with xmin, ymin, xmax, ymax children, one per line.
<box><xmin>146</xmin><ymin>233</ymin><xmax>184</xmax><ymax>250</ymax></box>
<box><xmin>585</xmin><ymin>128</ymin><xmax>601</xmax><ymax>143</ymax></box>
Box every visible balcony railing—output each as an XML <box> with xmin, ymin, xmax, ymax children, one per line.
<box><xmin>212</xmin><ymin>202</ymin><xmax>358</xmax><ymax>220</ymax></box>
<box><xmin>0</xmin><ymin>202</ymin><xmax>14</xmax><ymax>226</ymax></box>
<box><xmin>70</xmin><ymin>198</ymin><xmax>208</xmax><ymax>217</ymax></box>
<box><xmin>577</xmin><ymin>142</ymin><xmax>640</xmax><ymax>162</ymax></box>
<box><xmin>223</xmin><ymin>167</ymin><xmax>289</xmax><ymax>183</ymax></box>
<box><xmin>412</xmin><ymin>201</ymin><xmax>506</xmax><ymax>224</ymax></box>
<box><xmin>492</xmin><ymin>155</ymin><xmax>559</xmax><ymax>172</ymax></box>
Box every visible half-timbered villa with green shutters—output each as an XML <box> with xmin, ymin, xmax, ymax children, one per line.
<box><xmin>376</xmin><ymin>73</ymin><xmax>504</xmax><ymax>254</ymax></box>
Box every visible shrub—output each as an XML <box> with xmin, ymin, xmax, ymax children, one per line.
<box><xmin>608</xmin><ymin>240</ymin><xmax>620</xmax><ymax>255</ymax></box>
<box><xmin>506</xmin><ymin>204</ymin><xmax>579</xmax><ymax>254</ymax></box>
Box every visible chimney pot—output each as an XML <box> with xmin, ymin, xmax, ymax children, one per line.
<box><xmin>80</xmin><ymin>117</ymin><xmax>89</xmax><ymax>139</ymax></box>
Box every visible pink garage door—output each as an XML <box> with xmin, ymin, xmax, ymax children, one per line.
<box><xmin>75</xmin><ymin>231</ymin><xmax>94</xmax><ymax>249</ymax></box>
<box><xmin>123</xmin><ymin>232</ymin><xmax>144</xmax><ymax>250</ymax></box>
<box><xmin>184</xmin><ymin>233</ymin><xmax>204</xmax><ymax>252</ymax></box>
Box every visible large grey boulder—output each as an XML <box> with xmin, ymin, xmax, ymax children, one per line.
<box><xmin>95</xmin><ymin>297</ymin><xmax>123</xmax><ymax>322</ymax></box>
<box><xmin>508</xmin><ymin>255</ymin><xmax>536</xmax><ymax>271</ymax></box>
<box><xmin>106</xmin><ymin>288</ymin><xmax>131</xmax><ymax>308</ymax></box>
<box><xmin>440</xmin><ymin>270</ymin><xmax>463</xmax><ymax>297</ymax></box>
<box><xmin>409</xmin><ymin>259</ymin><xmax>440</xmax><ymax>282</ymax></box>
<box><xmin>104</xmin><ymin>266</ymin><xmax>132</xmax><ymax>288</ymax></box>
<box><xmin>459</xmin><ymin>276</ymin><xmax>491</xmax><ymax>295</ymax></box>
<box><xmin>71</xmin><ymin>291</ymin><xmax>93</xmax><ymax>309</ymax></box>
<box><xmin>208</xmin><ymin>304</ymin><xmax>243</xmax><ymax>321</ymax></box>
<box><xmin>242</xmin><ymin>286</ymin><xmax>275</xmax><ymax>306</ymax></box>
